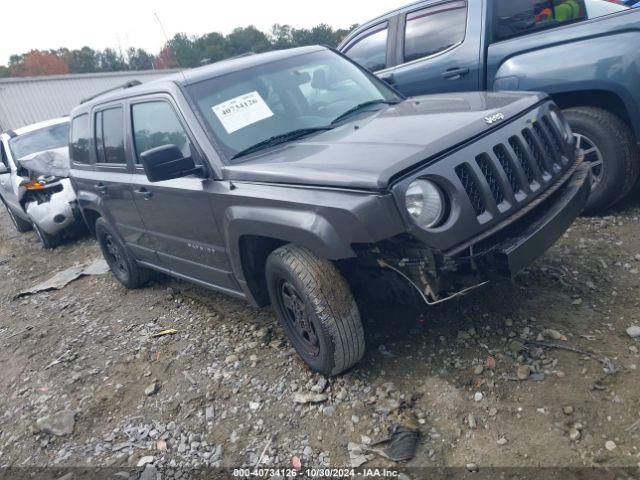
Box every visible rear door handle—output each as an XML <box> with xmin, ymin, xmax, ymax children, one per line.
<box><xmin>442</xmin><ymin>67</ymin><xmax>470</xmax><ymax>80</ymax></box>
<box><xmin>134</xmin><ymin>187</ymin><xmax>153</xmax><ymax>200</ymax></box>
<box><xmin>95</xmin><ymin>183</ymin><xmax>107</xmax><ymax>194</ymax></box>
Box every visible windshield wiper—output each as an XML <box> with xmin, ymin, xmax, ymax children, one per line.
<box><xmin>231</xmin><ymin>126</ymin><xmax>333</xmax><ymax>160</ymax></box>
<box><xmin>331</xmin><ymin>99</ymin><xmax>401</xmax><ymax>126</ymax></box>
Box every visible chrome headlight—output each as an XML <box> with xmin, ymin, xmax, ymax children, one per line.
<box><xmin>405</xmin><ymin>179</ymin><xmax>445</xmax><ymax>229</ymax></box>
<box><xmin>550</xmin><ymin>109</ymin><xmax>573</xmax><ymax>141</ymax></box>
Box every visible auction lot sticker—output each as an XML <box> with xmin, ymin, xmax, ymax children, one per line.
<box><xmin>213</xmin><ymin>91</ymin><xmax>274</xmax><ymax>134</ymax></box>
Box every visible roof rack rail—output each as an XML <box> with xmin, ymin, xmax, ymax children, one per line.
<box><xmin>80</xmin><ymin>80</ymin><xmax>142</xmax><ymax>104</ymax></box>
<box><xmin>228</xmin><ymin>51</ymin><xmax>256</xmax><ymax>60</ymax></box>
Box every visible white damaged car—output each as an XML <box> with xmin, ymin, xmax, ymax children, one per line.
<box><xmin>0</xmin><ymin>117</ymin><xmax>82</xmax><ymax>248</ymax></box>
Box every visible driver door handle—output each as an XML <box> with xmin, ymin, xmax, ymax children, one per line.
<box><xmin>134</xmin><ymin>187</ymin><xmax>153</xmax><ymax>200</ymax></box>
<box><xmin>442</xmin><ymin>67</ymin><xmax>470</xmax><ymax>80</ymax></box>
<box><xmin>95</xmin><ymin>182</ymin><xmax>108</xmax><ymax>194</ymax></box>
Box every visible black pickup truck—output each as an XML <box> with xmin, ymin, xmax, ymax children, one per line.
<box><xmin>70</xmin><ymin>47</ymin><xmax>589</xmax><ymax>375</ymax></box>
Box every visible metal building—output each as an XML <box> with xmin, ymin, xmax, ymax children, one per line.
<box><xmin>0</xmin><ymin>69</ymin><xmax>179</xmax><ymax>131</ymax></box>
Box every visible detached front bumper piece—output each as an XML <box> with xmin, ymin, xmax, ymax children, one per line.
<box><xmin>491</xmin><ymin>163</ymin><xmax>591</xmax><ymax>277</ymax></box>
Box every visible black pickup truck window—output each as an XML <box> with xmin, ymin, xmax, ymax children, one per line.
<box><xmin>493</xmin><ymin>0</ymin><xmax>592</xmax><ymax>41</ymax></box>
<box><xmin>404</xmin><ymin>1</ymin><xmax>467</xmax><ymax>63</ymax></box>
<box><xmin>344</xmin><ymin>24</ymin><xmax>389</xmax><ymax>73</ymax></box>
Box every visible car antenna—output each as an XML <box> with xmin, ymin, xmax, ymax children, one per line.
<box><xmin>153</xmin><ymin>11</ymin><xmax>188</xmax><ymax>83</ymax></box>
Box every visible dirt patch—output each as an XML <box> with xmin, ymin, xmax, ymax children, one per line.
<box><xmin>0</xmin><ymin>193</ymin><xmax>639</xmax><ymax>473</ymax></box>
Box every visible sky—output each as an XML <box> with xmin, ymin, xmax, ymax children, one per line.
<box><xmin>0</xmin><ymin>0</ymin><xmax>406</xmax><ymax>66</ymax></box>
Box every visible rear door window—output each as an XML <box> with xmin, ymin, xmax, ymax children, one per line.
<box><xmin>344</xmin><ymin>24</ymin><xmax>389</xmax><ymax>72</ymax></box>
<box><xmin>131</xmin><ymin>101</ymin><xmax>191</xmax><ymax>164</ymax></box>
<box><xmin>95</xmin><ymin>107</ymin><xmax>125</xmax><ymax>165</ymax></box>
<box><xmin>493</xmin><ymin>0</ymin><xmax>594</xmax><ymax>41</ymax></box>
<box><xmin>71</xmin><ymin>114</ymin><xmax>91</xmax><ymax>164</ymax></box>
<box><xmin>403</xmin><ymin>1</ymin><xmax>468</xmax><ymax>63</ymax></box>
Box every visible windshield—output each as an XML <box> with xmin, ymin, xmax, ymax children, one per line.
<box><xmin>9</xmin><ymin>123</ymin><xmax>70</xmax><ymax>160</ymax></box>
<box><xmin>186</xmin><ymin>50</ymin><xmax>401</xmax><ymax>162</ymax></box>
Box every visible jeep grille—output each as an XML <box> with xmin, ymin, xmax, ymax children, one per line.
<box><xmin>455</xmin><ymin>114</ymin><xmax>571</xmax><ymax>221</ymax></box>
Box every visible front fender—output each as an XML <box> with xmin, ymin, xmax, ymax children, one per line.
<box><xmin>220</xmin><ymin>185</ymin><xmax>406</xmax><ymax>289</ymax></box>
<box><xmin>226</xmin><ymin>206</ymin><xmax>351</xmax><ymax>260</ymax></box>
<box><xmin>490</xmin><ymin>28</ymin><xmax>640</xmax><ymax>137</ymax></box>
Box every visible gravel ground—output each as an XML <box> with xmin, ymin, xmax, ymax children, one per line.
<box><xmin>0</xmin><ymin>192</ymin><xmax>639</xmax><ymax>477</ymax></box>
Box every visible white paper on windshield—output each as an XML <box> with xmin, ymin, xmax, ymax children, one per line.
<box><xmin>212</xmin><ymin>91</ymin><xmax>274</xmax><ymax>134</ymax></box>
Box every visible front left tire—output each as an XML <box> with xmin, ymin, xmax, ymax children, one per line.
<box><xmin>33</xmin><ymin>222</ymin><xmax>60</xmax><ymax>249</ymax></box>
<box><xmin>265</xmin><ymin>245</ymin><xmax>365</xmax><ymax>376</ymax></box>
<box><xmin>3</xmin><ymin>202</ymin><xmax>32</xmax><ymax>233</ymax></box>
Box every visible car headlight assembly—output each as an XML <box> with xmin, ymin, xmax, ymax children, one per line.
<box><xmin>405</xmin><ymin>179</ymin><xmax>446</xmax><ymax>229</ymax></box>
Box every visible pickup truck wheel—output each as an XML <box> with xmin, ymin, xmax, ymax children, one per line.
<box><xmin>266</xmin><ymin>245</ymin><xmax>365</xmax><ymax>376</ymax></box>
<box><xmin>563</xmin><ymin>107</ymin><xmax>640</xmax><ymax>214</ymax></box>
<box><xmin>95</xmin><ymin>218</ymin><xmax>151</xmax><ymax>289</ymax></box>
<box><xmin>4</xmin><ymin>203</ymin><xmax>32</xmax><ymax>233</ymax></box>
<box><xmin>33</xmin><ymin>222</ymin><xmax>60</xmax><ymax>249</ymax></box>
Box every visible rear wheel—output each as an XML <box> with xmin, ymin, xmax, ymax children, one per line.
<box><xmin>563</xmin><ymin>107</ymin><xmax>640</xmax><ymax>214</ymax></box>
<box><xmin>33</xmin><ymin>222</ymin><xmax>60</xmax><ymax>249</ymax></box>
<box><xmin>95</xmin><ymin>218</ymin><xmax>151</xmax><ymax>289</ymax></box>
<box><xmin>265</xmin><ymin>245</ymin><xmax>365</xmax><ymax>376</ymax></box>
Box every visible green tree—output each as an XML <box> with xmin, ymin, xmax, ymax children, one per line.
<box><xmin>127</xmin><ymin>48</ymin><xmax>155</xmax><ymax>71</ymax></box>
<box><xmin>292</xmin><ymin>24</ymin><xmax>338</xmax><ymax>46</ymax></box>
<box><xmin>69</xmin><ymin>47</ymin><xmax>99</xmax><ymax>73</ymax></box>
<box><xmin>226</xmin><ymin>26</ymin><xmax>271</xmax><ymax>56</ymax></box>
<box><xmin>168</xmin><ymin>33</ymin><xmax>201</xmax><ymax>68</ymax></box>
<box><xmin>271</xmin><ymin>24</ymin><xmax>295</xmax><ymax>49</ymax></box>
<box><xmin>195</xmin><ymin>32</ymin><xmax>228</xmax><ymax>65</ymax></box>
<box><xmin>0</xmin><ymin>66</ymin><xmax>10</xmax><ymax>78</ymax></box>
<box><xmin>98</xmin><ymin>48</ymin><xmax>127</xmax><ymax>72</ymax></box>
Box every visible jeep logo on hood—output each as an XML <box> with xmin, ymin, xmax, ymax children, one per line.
<box><xmin>484</xmin><ymin>113</ymin><xmax>505</xmax><ymax>125</ymax></box>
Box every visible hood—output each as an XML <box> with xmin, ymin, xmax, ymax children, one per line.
<box><xmin>18</xmin><ymin>147</ymin><xmax>71</xmax><ymax>178</ymax></box>
<box><xmin>222</xmin><ymin>91</ymin><xmax>548</xmax><ymax>190</ymax></box>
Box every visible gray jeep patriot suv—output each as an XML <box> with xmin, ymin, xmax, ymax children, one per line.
<box><xmin>70</xmin><ymin>46</ymin><xmax>590</xmax><ymax>376</ymax></box>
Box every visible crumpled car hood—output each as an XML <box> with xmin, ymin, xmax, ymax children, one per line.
<box><xmin>222</xmin><ymin>91</ymin><xmax>548</xmax><ymax>190</ymax></box>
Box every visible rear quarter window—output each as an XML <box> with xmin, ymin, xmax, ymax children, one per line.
<box><xmin>493</xmin><ymin>0</ymin><xmax>589</xmax><ymax>41</ymax></box>
<box><xmin>70</xmin><ymin>115</ymin><xmax>91</xmax><ymax>165</ymax></box>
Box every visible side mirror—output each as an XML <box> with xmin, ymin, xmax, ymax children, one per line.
<box><xmin>140</xmin><ymin>144</ymin><xmax>203</xmax><ymax>183</ymax></box>
<box><xmin>0</xmin><ymin>164</ymin><xmax>8</xmax><ymax>175</ymax></box>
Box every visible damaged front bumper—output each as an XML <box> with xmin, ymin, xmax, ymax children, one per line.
<box><xmin>487</xmin><ymin>162</ymin><xmax>590</xmax><ymax>277</ymax></box>
<box><xmin>358</xmin><ymin>162</ymin><xmax>591</xmax><ymax>306</ymax></box>
<box><xmin>24</xmin><ymin>178</ymin><xmax>81</xmax><ymax>236</ymax></box>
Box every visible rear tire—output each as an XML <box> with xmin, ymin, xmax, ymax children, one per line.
<box><xmin>33</xmin><ymin>222</ymin><xmax>60</xmax><ymax>249</ymax></box>
<box><xmin>3</xmin><ymin>202</ymin><xmax>32</xmax><ymax>233</ymax></box>
<box><xmin>95</xmin><ymin>218</ymin><xmax>152</xmax><ymax>289</ymax></box>
<box><xmin>563</xmin><ymin>107</ymin><xmax>640</xmax><ymax>214</ymax></box>
<box><xmin>266</xmin><ymin>245</ymin><xmax>365</xmax><ymax>376</ymax></box>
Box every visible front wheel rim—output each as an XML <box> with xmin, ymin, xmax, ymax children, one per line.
<box><xmin>103</xmin><ymin>233</ymin><xmax>128</xmax><ymax>276</ymax></box>
<box><xmin>574</xmin><ymin>133</ymin><xmax>604</xmax><ymax>190</ymax></box>
<box><xmin>276</xmin><ymin>279</ymin><xmax>320</xmax><ymax>358</ymax></box>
